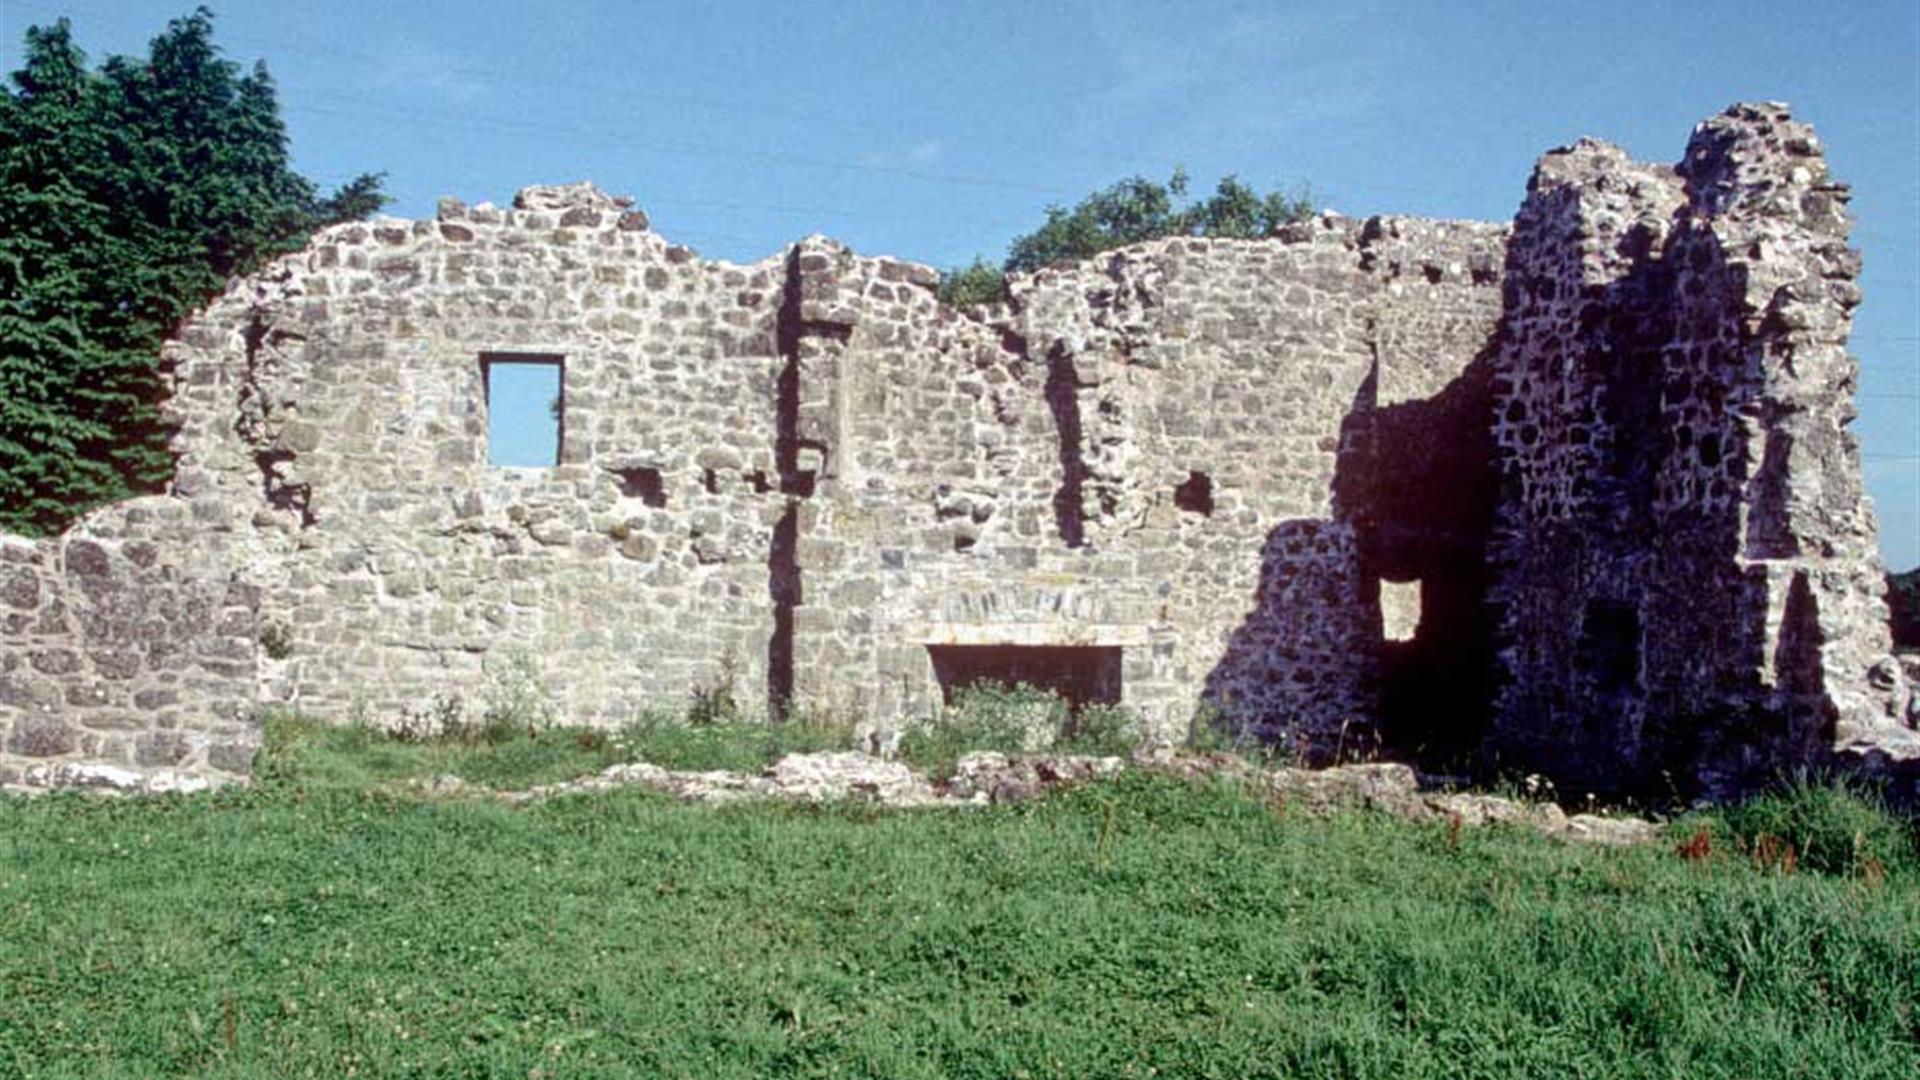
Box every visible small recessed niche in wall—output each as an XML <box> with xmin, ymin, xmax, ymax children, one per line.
<box><xmin>481</xmin><ymin>353</ymin><xmax>564</xmax><ymax>466</ymax></box>
<box><xmin>1577</xmin><ymin>599</ymin><xmax>1642</xmax><ymax>694</ymax></box>
<box><xmin>1173</xmin><ymin>470</ymin><xmax>1214</xmax><ymax>516</ymax></box>
<box><xmin>616</xmin><ymin>466</ymin><xmax>668</xmax><ymax>507</ymax></box>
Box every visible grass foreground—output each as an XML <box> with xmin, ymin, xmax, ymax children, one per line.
<box><xmin>1</xmin><ymin>722</ymin><xmax>1916</xmax><ymax>1078</ymax></box>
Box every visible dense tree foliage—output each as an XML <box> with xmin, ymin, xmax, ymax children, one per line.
<box><xmin>0</xmin><ymin>8</ymin><xmax>384</xmax><ymax>535</ymax></box>
<box><xmin>1890</xmin><ymin>567</ymin><xmax>1920</xmax><ymax>650</ymax></box>
<box><xmin>939</xmin><ymin>169</ymin><xmax>1313</xmax><ymax>307</ymax></box>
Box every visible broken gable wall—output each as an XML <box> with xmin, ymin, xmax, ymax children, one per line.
<box><xmin>21</xmin><ymin>103</ymin><xmax>1900</xmax><ymax>797</ymax></box>
<box><xmin>171</xmin><ymin>186</ymin><xmax>793</xmax><ymax>730</ymax></box>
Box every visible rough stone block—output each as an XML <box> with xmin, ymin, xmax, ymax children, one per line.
<box><xmin>6</xmin><ymin>716</ymin><xmax>78</xmax><ymax>758</ymax></box>
<box><xmin>207</xmin><ymin>741</ymin><xmax>258</xmax><ymax>774</ymax></box>
<box><xmin>134</xmin><ymin>731</ymin><xmax>192</xmax><ymax>767</ymax></box>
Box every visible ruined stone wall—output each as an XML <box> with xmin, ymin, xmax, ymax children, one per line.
<box><xmin>160</xmin><ymin>185</ymin><xmax>795</xmax><ymax>729</ymax></box>
<box><xmin>776</xmin><ymin>217</ymin><xmax>1507</xmax><ymax>752</ymax></box>
<box><xmin>0</xmin><ymin>504</ymin><xmax>260</xmax><ymax>792</ymax></box>
<box><xmin>1487</xmin><ymin>104</ymin><xmax>1913</xmax><ymax>797</ymax></box>
<box><xmin>13</xmin><ymin>179</ymin><xmax>1508</xmax><ymax>772</ymax></box>
<box><xmin>5</xmin><ymin>102</ymin><xmax>1901</xmax><ymax>796</ymax></box>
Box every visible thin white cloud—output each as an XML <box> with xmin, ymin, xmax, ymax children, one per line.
<box><xmin>372</xmin><ymin>44</ymin><xmax>486</xmax><ymax>105</ymax></box>
<box><xmin>1078</xmin><ymin>0</ymin><xmax>1393</xmax><ymax>149</ymax></box>
<box><xmin>859</xmin><ymin>138</ymin><xmax>945</xmax><ymax>169</ymax></box>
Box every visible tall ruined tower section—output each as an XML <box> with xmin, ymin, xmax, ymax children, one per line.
<box><xmin>1488</xmin><ymin>104</ymin><xmax>1911</xmax><ymax>796</ymax></box>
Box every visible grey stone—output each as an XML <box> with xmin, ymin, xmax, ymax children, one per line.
<box><xmin>29</xmin><ymin>649</ymin><xmax>81</xmax><ymax>676</ymax></box>
<box><xmin>134</xmin><ymin>731</ymin><xmax>190</xmax><ymax>766</ymax></box>
<box><xmin>65</xmin><ymin>540</ymin><xmax>110</xmax><ymax>578</ymax></box>
<box><xmin>1</xmin><ymin>569</ymin><xmax>38</xmax><ymax>610</ymax></box>
<box><xmin>207</xmin><ymin>741</ymin><xmax>258</xmax><ymax>774</ymax></box>
<box><xmin>6</xmin><ymin>717</ymin><xmax>78</xmax><ymax>758</ymax></box>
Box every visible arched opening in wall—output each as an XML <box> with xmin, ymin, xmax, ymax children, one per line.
<box><xmin>925</xmin><ymin>645</ymin><xmax>1122</xmax><ymax>711</ymax></box>
<box><xmin>1173</xmin><ymin>471</ymin><xmax>1214</xmax><ymax>516</ymax></box>
<box><xmin>481</xmin><ymin>353</ymin><xmax>564</xmax><ymax>466</ymax></box>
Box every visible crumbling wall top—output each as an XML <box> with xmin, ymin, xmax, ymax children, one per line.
<box><xmin>511</xmin><ymin>181</ymin><xmax>634</xmax><ymax>212</ymax></box>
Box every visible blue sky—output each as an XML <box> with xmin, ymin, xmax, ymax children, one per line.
<box><xmin>485</xmin><ymin>361</ymin><xmax>561</xmax><ymax>467</ymax></box>
<box><xmin>6</xmin><ymin>1</ymin><xmax>1915</xmax><ymax>567</ymax></box>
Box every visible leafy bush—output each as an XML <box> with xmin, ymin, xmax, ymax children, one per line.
<box><xmin>1004</xmin><ymin>168</ymin><xmax>1313</xmax><ymax>274</ymax></box>
<box><xmin>1184</xmin><ymin>701</ymin><xmax>1296</xmax><ymax>767</ymax></box>
<box><xmin>1713</xmin><ymin>776</ymin><xmax>1917</xmax><ymax>877</ymax></box>
<box><xmin>937</xmin><ymin>169</ymin><xmax>1313</xmax><ymax>308</ymax></box>
<box><xmin>614</xmin><ymin>708</ymin><xmax>856</xmax><ymax>772</ymax></box>
<box><xmin>479</xmin><ymin>652</ymin><xmax>554</xmax><ymax>742</ymax></box>
<box><xmin>390</xmin><ymin>693</ymin><xmax>467</xmax><ymax>743</ymax></box>
<box><xmin>686</xmin><ymin>653</ymin><xmax>744</xmax><ymax>727</ymax></box>
<box><xmin>254</xmin><ymin>711</ymin><xmax>619</xmax><ymax>791</ymax></box>
<box><xmin>898</xmin><ymin>681</ymin><xmax>1061</xmax><ymax>775</ymax></box>
<box><xmin>1060</xmin><ymin>702</ymin><xmax>1138</xmax><ymax>756</ymax></box>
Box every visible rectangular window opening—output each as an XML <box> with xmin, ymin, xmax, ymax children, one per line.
<box><xmin>616</xmin><ymin>467</ymin><xmax>668</xmax><ymax>507</ymax></box>
<box><xmin>1380</xmin><ymin>579</ymin><xmax>1422</xmax><ymax>643</ymax></box>
<box><xmin>482</xmin><ymin>353</ymin><xmax>564</xmax><ymax>466</ymax></box>
<box><xmin>925</xmin><ymin>644</ymin><xmax>1123</xmax><ymax>711</ymax></box>
<box><xmin>1577</xmin><ymin>599</ymin><xmax>1641</xmax><ymax>695</ymax></box>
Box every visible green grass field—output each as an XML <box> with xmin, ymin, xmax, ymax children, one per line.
<box><xmin>1</xmin><ymin>722</ymin><xmax>1916</xmax><ymax>1078</ymax></box>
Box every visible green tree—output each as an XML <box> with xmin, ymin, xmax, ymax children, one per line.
<box><xmin>935</xmin><ymin>257</ymin><xmax>1012</xmax><ymax>308</ymax></box>
<box><xmin>0</xmin><ymin>8</ymin><xmax>385</xmax><ymax>535</ymax></box>
<box><xmin>942</xmin><ymin>169</ymin><xmax>1313</xmax><ymax>307</ymax></box>
<box><xmin>1889</xmin><ymin>567</ymin><xmax>1920</xmax><ymax>649</ymax></box>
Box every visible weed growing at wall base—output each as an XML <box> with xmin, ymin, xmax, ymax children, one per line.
<box><xmin>1710</xmin><ymin>773</ymin><xmax>1918</xmax><ymax>876</ymax></box>
<box><xmin>896</xmin><ymin>682</ymin><xmax>1142</xmax><ymax>775</ymax></box>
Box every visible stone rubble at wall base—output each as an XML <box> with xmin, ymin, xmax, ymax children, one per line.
<box><xmin>401</xmin><ymin>747</ymin><xmax>1662</xmax><ymax>847</ymax></box>
<box><xmin>2</xmin><ymin>102</ymin><xmax>1912</xmax><ymax>802</ymax></box>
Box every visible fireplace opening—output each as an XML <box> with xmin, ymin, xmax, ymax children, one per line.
<box><xmin>925</xmin><ymin>644</ymin><xmax>1123</xmax><ymax>711</ymax></box>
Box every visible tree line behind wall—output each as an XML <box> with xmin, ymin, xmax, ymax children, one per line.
<box><xmin>0</xmin><ymin>7</ymin><xmax>385</xmax><ymax>536</ymax></box>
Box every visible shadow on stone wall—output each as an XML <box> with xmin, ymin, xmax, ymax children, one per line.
<box><xmin>1044</xmin><ymin>342</ymin><xmax>1089</xmax><ymax>549</ymax></box>
<box><xmin>1194</xmin><ymin>195</ymin><xmax>1826</xmax><ymax>795</ymax></box>
<box><xmin>1200</xmin><ymin>517</ymin><xmax>1374</xmax><ymax>764</ymax></box>
<box><xmin>1195</xmin><ymin>314</ymin><xmax>1504</xmax><ymax>770</ymax></box>
<box><xmin>1483</xmin><ymin>189</ymin><xmax>1822</xmax><ymax>800</ymax></box>
<box><xmin>1346</xmin><ymin>347</ymin><xmax>1501</xmax><ymax>770</ymax></box>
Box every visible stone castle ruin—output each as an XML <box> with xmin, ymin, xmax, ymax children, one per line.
<box><xmin>3</xmin><ymin>103</ymin><xmax>1914</xmax><ymax>799</ymax></box>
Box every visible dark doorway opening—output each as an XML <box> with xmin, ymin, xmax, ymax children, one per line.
<box><xmin>926</xmin><ymin>645</ymin><xmax>1122</xmax><ymax>710</ymax></box>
